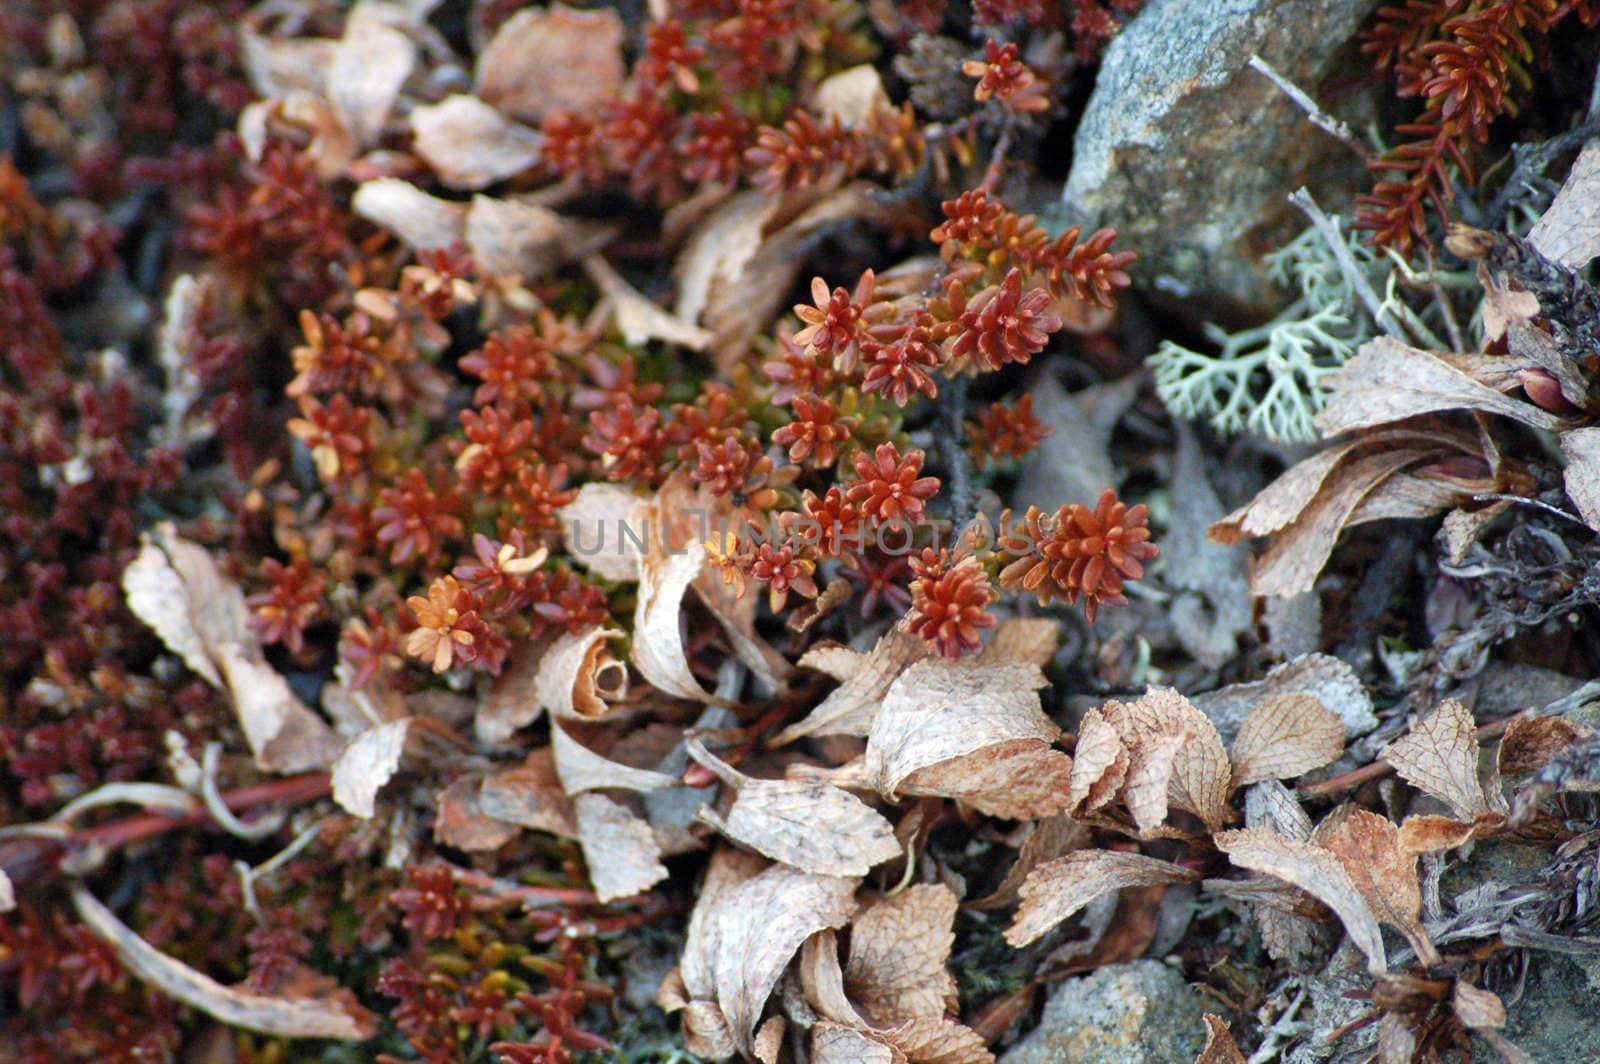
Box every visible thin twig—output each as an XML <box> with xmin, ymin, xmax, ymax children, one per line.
<box><xmin>1248</xmin><ymin>55</ymin><xmax>1370</xmax><ymax>162</ymax></box>
<box><xmin>1424</xmin><ymin>248</ymin><xmax>1467</xmax><ymax>353</ymax></box>
<box><xmin>1289</xmin><ymin>187</ymin><xmax>1407</xmax><ymax>339</ymax></box>
<box><xmin>202</xmin><ymin>743</ymin><xmax>286</xmax><ymax>841</ymax></box>
<box><xmin>1298</xmin><ymin>712</ymin><xmax>1523</xmax><ymax>799</ymax></box>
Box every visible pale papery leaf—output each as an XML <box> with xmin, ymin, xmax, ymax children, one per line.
<box><xmin>632</xmin><ymin>543</ymin><xmax>714</xmax><ymax>702</ymax></box>
<box><xmin>1527</xmin><ymin>141</ymin><xmax>1600</xmax><ymax>270</ymax></box>
<box><xmin>474</xmin><ymin>4</ymin><xmax>624</xmax><ymax>124</ymax></box>
<box><xmin>1453</xmin><ymin>981</ymin><xmax>1507</xmax><ymax>1029</ymax></box>
<box><xmin>680</xmin><ymin>846</ymin><xmax>771</xmax><ymax>1002</ymax></box>
<box><xmin>585</xmin><ymin>254</ymin><xmax>712</xmax><ymax>351</ymax></box>
<box><xmin>1383</xmin><ymin>700</ymin><xmax>1490</xmax><ymax>821</ymax></box>
<box><xmin>327</xmin><ymin>3</ymin><xmax>414</xmax><ymax>148</ymax></box>
<box><xmin>688</xmin><ymin>740</ymin><xmax>900</xmax><ymax>876</ymax></box>
<box><xmin>878</xmin><ymin>1016</ymin><xmax>994</xmax><ymax>1064</ymax></box>
<box><xmin>477</xmin><ymin>748</ymin><xmax>576</xmax><ymax>836</ymax></box>
<box><xmin>971</xmin><ymin>815</ymin><xmax>1091</xmax><ymax>911</ymax></box>
<box><xmin>330</xmin><ymin>718</ymin><xmax>411</xmax><ymax>818</ymax></box>
<box><xmin>1378</xmin><ymin>1012</ymin><xmax>1416</xmax><ymax>1064</ymax></box>
<box><xmin>432</xmin><ymin>777</ymin><xmax>519</xmax><ymax>851</ymax></box>
<box><xmin>1214</xmin><ymin>827</ymin><xmax>1387</xmax><ymax>973</ymax></box>
<box><xmin>708</xmin><ymin>865</ymin><xmax>859</xmax><ymax>1054</ymax></box>
<box><xmin>775</xmin><ymin>625</ymin><xmax>930</xmax><ymax>744</ymax></box>
<box><xmin>799</xmin><ymin>930</ymin><xmax>871</xmax><ymax>1027</ymax></box>
<box><xmin>238</xmin><ymin>91</ymin><xmax>357</xmax><ymax>178</ymax></box>
<box><xmin>410</xmin><ymin>95</ymin><xmax>541</xmax><ymax>189</ymax></box>
<box><xmin>351</xmin><ymin>178</ymin><xmax>466</xmax><ymax>250</ymax></box>
<box><xmin>1499</xmin><ymin>713</ymin><xmax>1590</xmax><ymax>776</ymax></box>
<box><xmin>473</xmin><ymin>637</ymin><xmax>549</xmax><ymax>746</ymax></box>
<box><xmin>1105</xmin><ymin>688</ymin><xmax>1232</xmax><ymax>831</ymax></box>
<box><xmin>552</xmin><ymin>722</ymin><xmax>678</xmax><ymax>796</ymax></box>
<box><xmin>536</xmin><ymin>626</ymin><xmax>627</xmax><ymax>721</ymax></box>
<box><xmin>1396</xmin><ymin>813</ymin><xmax>1496</xmax><ymax>854</ymax></box>
<box><xmin>866</xmin><ymin>658</ymin><xmax>1054</xmax><ymax>799</ymax></box>
<box><xmin>1230</xmin><ymin>693</ymin><xmax>1345</xmax><ymax>786</ymax></box>
<box><xmin>216</xmin><ymin>646</ymin><xmax>340</xmax><ymax>773</ymax></box>
<box><xmin>898</xmin><ymin>740</ymin><xmax>1073</xmax><ymax>820</ymax></box>
<box><xmin>0</xmin><ymin>869</ymin><xmax>13</xmax><ymax>913</ymax></box>
<box><xmin>466</xmin><ymin>196</ymin><xmax>569</xmax><ymax>280</ymax></box>
<box><xmin>71</xmin><ymin>884</ymin><xmax>376</xmax><ymax>1039</ymax></box>
<box><xmin>681</xmin><ymin>999</ymin><xmax>739</xmax><ymax>1060</ymax></box>
<box><xmin>812</xmin><ymin>1022</ymin><xmax>905</xmax><ymax>1064</ymax></box>
<box><xmin>814</xmin><ymin>65</ymin><xmax>892</xmax><ymax>129</ymax></box>
<box><xmin>1192</xmin><ymin>653</ymin><xmax>1377</xmax><ymax>746</ymax></box>
<box><xmin>1209</xmin><ymin>440</ymin><xmax>1363</xmax><ymax>545</ymax></box>
<box><xmin>674</xmin><ymin>189</ymin><xmax>776</xmax><ymax>328</ymax></box>
<box><xmin>572</xmin><ymin>792</ymin><xmax>668</xmax><ymax>903</ymax></box>
<box><xmin>1244</xmin><ymin>780</ymin><xmax>1313</xmax><ymax>841</ymax></box>
<box><xmin>754</xmin><ymin>1015</ymin><xmax>787</xmax><ymax>1064</ymax></box>
<box><xmin>1006</xmin><ymin>850</ymin><xmax>1197</xmax><ymax>947</ymax></box>
<box><xmin>1478</xmin><ymin>270</ymin><xmax>1543</xmax><ymax>344</ymax></box>
<box><xmin>559</xmin><ymin>481</ymin><xmax>651</xmax><ymax>581</ymax></box>
<box><xmin>1314</xmin><ymin>337</ymin><xmax>1560</xmax><ymax>437</ymax></box>
<box><xmin>237</xmin><ymin>22</ymin><xmax>334</xmax><ymax>98</ymax></box>
<box><xmin>1195</xmin><ymin>1014</ymin><xmax>1248</xmax><ymax>1064</ymax></box>
<box><xmin>1560</xmin><ymin>428</ymin><xmax>1600</xmax><ymax>534</ymax></box>
<box><xmin>1068</xmin><ymin>707</ymin><xmax>1129</xmax><ymax>817</ymax></box>
<box><xmin>843</xmin><ymin>884</ymin><xmax>959</xmax><ymax>1027</ymax></box>
<box><xmin>1318</xmin><ymin>807</ymin><xmax>1438</xmax><ymax>965</ymax></box>
<box><xmin>979</xmin><ymin>617</ymin><xmax>1060</xmax><ymax>667</ymax></box>
<box><xmin>1123</xmin><ymin>733</ymin><xmax>1182</xmax><ymax>836</ymax></box>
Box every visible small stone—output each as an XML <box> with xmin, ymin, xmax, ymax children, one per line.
<box><xmin>1057</xmin><ymin>0</ymin><xmax>1380</xmax><ymax>323</ymax></box>
<box><xmin>1000</xmin><ymin>961</ymin><xmax>1205</xmax><ymax>1064</ymax></box>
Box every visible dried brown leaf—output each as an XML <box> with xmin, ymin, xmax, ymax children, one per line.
<box><xmin>1006</xmin><ymin>850</ymin><xmax>1197</xmax><ymax>947</ymax></box>
<box><xmin>1230</xmin><ymin>693</ymin><xmax>1345</xmax><ymax>787</ymax></box>
<box><xmin>474</xmin><ymin>4</ymin><xmax>624</xmax><ymax>124</ymax></box>
<box><xmin>1561</xmin><ymin>427</ymin><xmax>1600</xmax><ymax>534</ymax></box>
<box><xmin>1453</xmin><ymin>981</ymin><xmax>1506</xmax><ymax>1029</ymax></box>
<box><xmin>536</xmin><ymin>626</ymin><xmax>627</xmax><ymax>721</ymax></box>
<box><xmin>473</xmin><ymin>637</ymin><xmax>549</xmax><ymax>745</ymax></box>
<box><xmin>1383</xmin><ymin>700</ymin><xmax>1489</xmax><ymax>821</ymax></box>
<box><xmin>432</xmin><ymin>775</ymin><xmax>518</xmax><ymax>850</ymax></box>
<box><xmin>123</xmin><ymin>528</ymin><xmax>250</xmax><ymax>687</ymax></box>
<box><xmin>812</xmin><ymin>1022</ymin><xmax>905</xmax><ymax>1063</ymax></box>
<box><xmin>477</xmin><ymin>748</ymin><xmax>577</xmax><ymax>837</ymax></box>
<box><xmin>1215</xmin><ymin>827</ymin><xmax>1387</xmax><ymax>973</ymax></box>
<box><xmin>980</xmin><ymin>617</ymin><xmax>1060</xmax><ymax>667</ymax></box>
<box><xmin>800</xmin><ymin>929</ymin><xmax>872</xmax><ymax>1027</ymax></box>
<box><xmin>971</xmin><ymin>815</ymin><xmax>1091</xmax><ymax>911</ymax></box>
<box><xmin>559</xmin><ymin>481</ymin><xmax>650</xmax><ymax>581</ymax></box>
<box><xmin>1105</xmin><ymin>688</ymin><xmax>1232</xmax><ymax>831</ymax></box>
<box><xmin>814</xmin><ymin>66</ymin><xmax>891</xmax><ymax>129</ymax></box>
<box><xmin>466</xmin><ymin>196</ymin><xmax>567</xmax><ymax>280</ymax></box>
<box><xmin>866</xmin><ymin>658</ymin><xmax>1054</xmax><ymax>800</ymax></box>
<box><xmin>1319</xmin><ymin>807</ymin><xmax>1438</xmax><ymax>965</ymax></box>
<box><xmin>1244</xmin><ymin>780</ymin><xmax>1313</xmax><ymax>841</ymax></box>
<box><xmin>843</xmin><ymin>884</ymin><xmax>958</xmax><ymax>1027</ymax></box>
<box><xmin>776</xmin><ymin>624</ymin><xmax>930</xmax><ymax>744</ymax></box>
<box><xmin>1499</xmin><ymin>713</ymin><xmax>1589</xmax><ymax>776</ymax></box>
<box><xmin>411</xmin><ymin>95</ymin><xmax>541</xmax><ymax>189</ymax></box>
<box><xmin>1528</xmin><ymin>141</ymin><xmax>1600</xmax><ymax>270</ymax></box>
<box><xmin>71</xmin><ymin>883</ymin><xmax>375</xmax><ymax>1040</ymax></box>
<box><xmin>351</xmin><ymin>178</ymin><xmax>466</xmax><ymax>249</ymax></box>
<box><xmin>572</xmin><ymin>792</ymin><xmax>668</xmax><ymax>903</ymax></box>
<box><xmin>1068</xmin><ymin>707</ymin><xmax>1129</xmax><ymax>817</ymax></box>
<box><xmin>552</xmin><ymin>722</ymin><xmax>678</xmax><ymax>796</ymax></box>
<box><xmin>1314</xmin><ymin>337</ymin><xmax>1560</xmax><ymax>437</ymax></box>
<box><xmin>218</xmin><ymin>648</ymin><xmax>340</xmax><ymax>773</ymax></box>
<box><xmin>238</xmin><ymin>23</ymin><xmax>334</xmax><ymax>99</ymax></box>
<box><xmin>754</xmin><ymin>1015</ymin><xmax>786</xmax><ymax>1063</ymax></box>
<box><xmin>327</xmin><ymin>3</ymin><xmax>414</xmax><ymax>148</ymax></box>
<box><xmin>1195</xmin><ymin>1014</ymin><xmax>1248</xmax><ymax>1064</ymax></box>
<box><xmin>689</xmin><ymin>740</ymin><xmax>900</xmax><ymax>876</ymax></box>
<box><xmin>879</xmin><ymin>1016</ymin><xmax>995</xmax><ymax>1064</ymax></box>
<box><xmin>1192</xmin><ymin>653</ymin><xmax>1377</xmax><ymax>746</ymax></box>
<box><xmin>679</xmin><ymin>846</ymin><xmax>771</xmax><ymax>1004</ymax></box>
<box><xmin>899</xmin><ymin>740</ymin><xmax>1073</xmax><ymax>819</ymax></box>
<box><xmin>1396</xmin><ymin>813</ymin><xmax>1484</xmax><ymax>854</ymax></box>
<box><xmin>1209</xmin><ymin>440</ymin><xmax>1362</xmax><ymax>545</ymax></box>
<box><xmin>330</xmin><ymin>718</ymin><xmax>410</xmax><ymax>818</ymax></box>
<box><xmin>585</xmin><ymin>254</ymin><xmax>712</xmax><ymax>351</ymax></box>
<box><xmin>632</xmin><ymin>543</ymin><xmax>713</xmax><ymax>702</ymax></box>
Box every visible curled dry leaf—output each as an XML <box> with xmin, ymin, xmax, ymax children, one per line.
<box><xmin>1006</xmin><ymin>850</ymin><xmax>1198</xmax><ymax>947</ymax></box>
<box><xmin>877</xmin><ymin>1016</ymin><xmax>995</xmax><ymax>1064</ymax></box>
<box><xmin>1498</xmin><ymin>713</ymin><xmax>1590</xmax><ymax>776</ymax></box>
<box><xmin>473</xmin><ymin>637</ymin><xmax>550</xmax><ymax>746</ymax></box>
<box><xmin>688</xmin><ymin>739</ymin><xmax>901</xmax><ymax>876</ymax></box>
<box><xmin>330</xmin><ymin>718</ymin><xmax>411</xmax><ymax>818</ymax></box>
<box><xmin>238</xmin><ymin>21</ymin><xmax>334</xmax><ymax>99</ymax></box>
<box><xmin>678</xmin><ymin>846</ymin><xmax>771</xmax><ymax>1005</ymax></box>
<box><xmin>1068</xmin><ymin>707</ymin><xmax>1130</xmax><ymax>817</ymax></box>
<box><xmin>537</xmin><ymin>626</ymin><xmax>628</xmax><ymax>721</ymax></box>
<box><xmin>327</xmin><ymin>2</ymin><xmax>415</xmax><ymax>149</ymax></box>
<box><xmin>433</xmin><ymin>777</ymin><xmax>519</xmax><ymax>851</ymax></box>
<box><xmin>71</xmin><ymin>883</ymin><xmax>376</xmax><ymax>1040</ymax></box>
<box><xmin>1527</xmin><ymin>141</ymin><xmax>1600</xmax><ymax>270</ymax></box>
<box><xmin>980</xmin><ymin>617</ymin><xmax>1060</xmax><ymax>667</ymax></box>
<box><xmin>842</xmin><ymin>884</ymin><xmax>959</xmax><ymax>1027</ymax></box>
<box><xmin>1210</xmin><ymin>440</ymin><xmax>1363</xmax><ymax>546</ymax></box>
<box><xmin>1105</xmin><ymin>688</ymin><xmax>1233</xmax><ymax>832</ymax></box>
<box><xmin>474</xmin><ymin>4</ymin><xmax>625</xmax><ymax>124</ymax></box>
<box><xmin>1315</xmin><ymin>337</ymin><xmax>1561</xmax><ymax>437</ymax></box>
<box><xmin>971</xmin><ymin>815</ymin><xmax>1091</xmax><ymax>911</ymax></box>
<box><xmin>1383</xmin><ymin>700</ymin><xmax>1490</xmax><ymax>822</ymax></box>
<box><xmin>1193</xmin><ymin>653</ymin><xmax>1377</xmax><ymax>746</ymax></box>
<box><xmin>865</xmin><ymin>658</ymin><xmax>1054</xmax><ymax>801</ymax></box>
<box><xmin>572</xmin><ymin>792</ymin><xmax>669</xmax><ymax>903</ymax></box>
<box><xmin>1318</xmin><ymin>807</ymin><xmax>1439</xmax><ymax>966</ymax></box>
<box><xmin>812</xmin><ymin>1022</ymin><xmax>905</xmax><ymax>1064</ymax></box>
<box><xmin>1195</xmin><ymin>1014</ymin><xmax>1248</xmax><ymax>1064</ymax></box>
<box><xmin>0</xmin><ymin>869</ymin><xmax>13</xmax><ymax>913</ymax></box>
<box><xmin>775</xmin><ymin>624</ymin><xmax>930</xmax><ymax>744</ymax></box>
<box><xmin>1230</xmin><ymin>693</ymin><xmax>1345</xmax><ymax>787</ymax></box>
<box><xmin>552</xmin><ymin>722</ymin><xmax>678</xmax><ymax>795</ymax></box>
<box><xmin>1122</xmin><ymin>734</ymin><xmax>1185</xmax><ymax>837</ymax></box>
<box><xmin>801</xmin><ymin>930</ymin><xmax>872</xmax><ymax>1028</ymax></box>
<box><xmin>1215</xmin><ymin>827</ymin><xmax>1387</xmax><ymax>974</ymax></box>
<box><xmin>1452</xmin><ymin>980</ymin><xmax>1507</xmax><ymax>1030</ymax></box>
<box><xmin>560</xmin><ymin>481</ymin><xmax>652</xmax><ymax>581</ymax></box>
<box><xmin>466</xmin><ymin>196</ymin><xmax>569</xmax><ymax>280</ymax></box>
<box><xmin>584</xmin><ymin>254</ymin><xmax>712</xmax><ymax>352</ymax></box>
<box><xmin>351</xmin><ymin>178</ymin><xmax>467</xmax><ymax>249</ymax></box>
<box><xmin>754</xmin><ymin>1015</ymin><xmax>787</xmax><ymax>1064</ymax></box>
<box><xmin>410</xmin><ymin>95</ymin><xmax>541</xmax><ymax>189</ymax></box>
<box><xmin>633</xmin><ymin>543</ymin><xmax>715</xmax><ymax>702</ymax></box>
<box><xmin>898</xmin><ymin>740</ymin><xmax>1074</xmax><ymax>820</ymax></box>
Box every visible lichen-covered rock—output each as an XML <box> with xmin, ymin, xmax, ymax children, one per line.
<box><xmin>1057</xmin><ymin>0</ymin><xmax>1379</xmax><ymax>322</ymax></box>
<box><xmin>1475</xmin><ymin>954</ymin><xmax>1600</xmax><ymax>1062</ymax></box>
<box><xmin>1000</xmin><ymin>961</ymin><xmax>1205</xmax><ymax>1064</ymax></box>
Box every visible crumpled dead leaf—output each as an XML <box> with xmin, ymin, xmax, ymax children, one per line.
<box><xmin>1104</xmin><ymin>687</ymin><xmax>1233</xmax><ymax>833</ymax></box>
<box><xmin>633</xmin><ymin>543</ymin><xmax>716</xmax><ymax>702</ymax></box>
<box><xmin>351</xmin><ymin>178</ymin><xmax>467</xmax><ymax>249</ymax></box>
<box><xmin>409</xmin><ymin>94</ymin><xmax>541</xmax><ymax>189</ymax></box>
<box><xmin>330</xmin><ymin>718</ymin><xmax>411</xmax><ymax>818</ymax></box>
<box><xmin>1498</xmin><ymin>712</ymin><xmax>1589</xmax><ymax>776</ymax></box>
<box><xmin>1194</xmin><ymin>1014</ymin><xmax>1248</xmax><ymax>1064</ymax></box>
<box><xmin>1067</xmin><ymin>706</ymin><xmax>1130</xmax><ymax>818</ymax></box>
<box><xmin>573</xmin><ymin>792</ymin><xmax>669</xmax><ymax>902</ymax></box>
<box><xmin>1229</xmin><ymin>693</ymin><xmax>1344</xmax><ymax>787</ymax></box>
<box><xmin>585</xmin><ymin>254</ymin><xmax>712</xmax><ymax>351</ymax></box>
<box><xmin>551</xmin><ymin>721</ymin><xmax>679</xmax><ymax>795</ymax></box>
<box><xmin>537</xmin><ymin>626</ymin><xmax>628</xmax><ymax>721</ymax></box>
<box><xmin>1527</xmin><ymin>141</ymin><xmax>1600</xmax><ymax>270</ymax></box>
<box><xmin>1215</xmin><ymin>827</ymin><xmax>1388</xmax><ymax>973</ymax></box>
<box><xmin>898</xmin><ymin>739</ymin><xmax>1074</xmax><ymax>819</ymax></box>
<box><xmin>468</xmin><ymin>197</ymin><xmax>614</xmax><ymax>281</ymax></box>
<box><xmin>1452</xmin><ymin>980</ymin><xmax>1507</xmax><ymax>1030</ymax></box>
<box><xmin>432</xmin><ymin>777</ymin><xmax>520</xmax><ymax>851</ymax></box>
<box><xmin>71</xmin><ymin>882</ymin><xmax>375</xmax><ymax>1039</ymax></box>
<box><xmin>478</xmin><ymin>748</ymin><xmax>578</xmax><ymax>838</ymax></box>
<box><xmin>842</xmin><ymin>884</ymin><xmax>959</xmax><ymax>1027</ymax></box>
<box><xmin>327</xmin><ymin>2</ymin><xmax>415</xmax><ymax>149</ymax></box>
<box><xmin>1006</xmin><ymin>849</ymin><xmax>1197</xmax><ymax>947</ymax></box>
<box><xmin>775</xmin><ymin>624</ymin><xmax>931</xmax><ymax>744</ymax></box>
<box><xmin>1191</xmin><ymin>652</ymin><xmax>1377</xmax><ymax>746</ymax></box>
<box><xmin>474</xmin><ymin>4</ymin><xmax>625</xmax><ymax>124</ymax></box>
<box><xmin>1560</xmin><ymin>427</ymin><xmax>1600</xmax><ymax>534</ymax></box>
<box><xmin>1318</xmin><ymin>806</ymin><xmax>1439</xmax><ymax>965</ymax></box>
<box><xmin>1383</xmin><ymin>700</ymin><xmax>1492</xmax><ymax>823</ymax></box>
<box><xmin>689</xmin><ymin>739</ymin><xmax>900</xmax><ymax>876</ymax></box>
<box><xmin>812</xmin><ymin>1022</ymin><xmax>904</xmax><ymax>1063</ymax></box>
<box><xmin>123</xmin><ymin>528</ymin><xmax>338</xmax><ymax>773</ymax></box>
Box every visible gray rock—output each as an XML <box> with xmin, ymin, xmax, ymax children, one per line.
<box><xmin>1057</xmin><ymin>0</ymin><xmax>1379</xmax><ymax>322</ymax></box>
<box><xmin>1473</xmin><ymin>953</ymin><xmax>1600</xmax><ymax>1061</ymax></box>
<box><xmin>1000</xmin><ymin>961</ymin><xmax>1205</xmax><ymax>1064</ymax></box>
